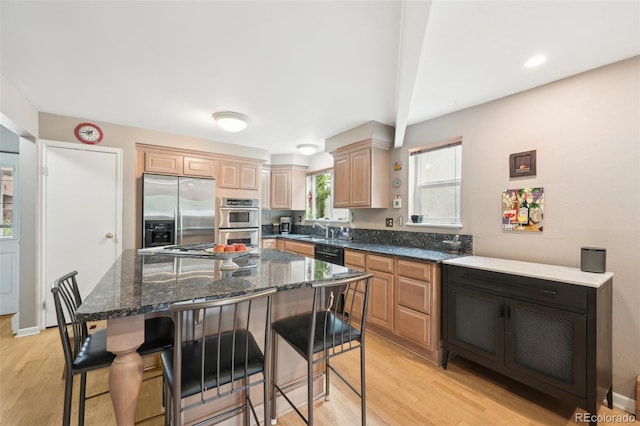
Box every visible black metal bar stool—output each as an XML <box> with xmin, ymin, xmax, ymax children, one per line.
<box><xmin>270</xmin><ymin>274</ymin><xmax>372</xmax><ymax>426</ymax></box>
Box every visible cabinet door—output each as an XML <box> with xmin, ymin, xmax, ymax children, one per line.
<box><xmin>145</xmin><ymin>152</ymin><xmax>182</xmax><ymax>174</ymax></box>
<box><xmin>367</xmin><ymin>270</ymin><xmax>394</xmax><ymax>331</ymax></box>
<box><xmin>333</xmin><ymin>154</ymin><xmax>350</xmax><ymax>207</ymax></box>
<box><xmin>349</xmin><ymin>148</ymin><xmax>371</xmax><ymax>207</ymax></box>
<box><xmin>219</xmin><ymin>161</ymin><xmax>240</xmax><ymax>188</ymax></box>
<box><xmin>271</xmin><ymin>169</ymin><xmax>291</xmax><ymax>209</ymax></box>
<box><xmin>261</xmin><ymin>238</ymin><xmax>277</xmax><ymax>249</ymax></box>
<box><xmin>183</xmin><ymin>156</ymin><xmax>215</xmax><ymax>177</ymax></box>
<box><xmin>504</xmin><ymin>298</ymin><xmax>587</xmax><ymax>397</ymax></box>
<box><xmin>261</xmin><ymin>169</ymin><xmax>270</xmax><ymax>209</ymax></box>
<box><xmin>240</xmin><ymin>163</ymin><xmax>258</xmax><ymax>190</ymax></box>
<box><xmin>447</xmin><ymin>284</ymin><xmax>504</xmax><ymax>366</ymax></box>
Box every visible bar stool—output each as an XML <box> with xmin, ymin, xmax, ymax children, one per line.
<box><xmin>51</xmin><ymin>271</ymin><xmax>174</xmax><ymax>426</ymax></box>
<box><xmin>270</xmin><ymin>274</ymin><xmax>372</xmax><ymax>426</ymax></box>
<box><xmin>161</xmin><ymin>288</ymin><xmax>276</xmax><ymax>425</ymax></box>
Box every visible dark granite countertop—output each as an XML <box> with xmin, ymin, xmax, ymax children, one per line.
<box><xmin>262</xmin><ymin>234</ymin><xmax>463</xmax><ymax>263</ymax></box>
<box><xmin>76</xmin><ymin>248</ymin><xmax>366</xmax><ymax>321</ymax></box>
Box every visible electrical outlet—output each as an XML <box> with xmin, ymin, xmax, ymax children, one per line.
<box><xmin>385</xmin><ymin>218</ymin><xmax>393</xmax><ymax>227</ymax></box>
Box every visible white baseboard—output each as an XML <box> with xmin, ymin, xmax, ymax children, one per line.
<box><xmin>15</xmin><ymin>326</ymin><xmax>40</xmax><ymax>338</ymax></box>
<box><xmin>609</xmin><ymin>391</ymin><xmax>637</xmax><ymax>415</ymax></box>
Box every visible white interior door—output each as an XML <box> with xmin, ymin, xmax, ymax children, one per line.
<box><xmin>42</xmin><ymin>141</ymin><xmax>122</xmax><ymax>327</ymax></box>
<box><xmin>0</xmin><ymin>152</ymin><xmax>20</xmax><ymax>315</ymax></box>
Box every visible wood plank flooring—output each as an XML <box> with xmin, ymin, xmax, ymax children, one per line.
<box><xmin>0</xmin><ymin>315</ymin><xmax>631</xmax><ymax>425</ymax></box>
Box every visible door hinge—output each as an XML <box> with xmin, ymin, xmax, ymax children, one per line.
<box><xmin>41</xmin><ymin>166</ymin><xmax>49</xmax><ymax>176</ymax></box>
<box><xmin>42</xmin><ymin>301</ymin><xmax>46</xmax><ymax>310</ymax></box>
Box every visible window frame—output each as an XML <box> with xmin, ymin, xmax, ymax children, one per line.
<box><xmin>408</xmin><ymin>137</ymin><xmax>463</xmax><ymax>228</ymax></box>
<box><xmin>304</xmin><ymin>168</ymin><xmax>350</xmax><ymax>223</ymax></box>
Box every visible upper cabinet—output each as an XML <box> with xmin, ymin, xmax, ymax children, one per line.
<box><xmin>145</xmin><ymin>152</ymin><xmax>183</xmax><ymax>175</ymax></box>
<box><xmin>183</xmin><ymin>156</ymin><xmax>215</xmax><ymax>178</ymax></box>
<box><xmin>270</xmin><ymin>165</ymin><xmax>306</xmax><ymax>210</ymax></box>
<box><xmin>332</xmin><ymin>139</ymin><xmax>391</xmax><ymax>208</ymax></box>
<box><xmin>261</xmin><ymin>166</ymin><xmax>271</xmax><ymax>210</ymax></box>
<box><xmin>218</xmin><ymin>161</ymin><xmax>259</xmax><ymax>190</ymax></box>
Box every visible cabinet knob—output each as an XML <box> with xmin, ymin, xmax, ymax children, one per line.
<box><xmin>105</xmin><ymin>232</ymin><xmax>114</xmax><ymax>239</ymax></box>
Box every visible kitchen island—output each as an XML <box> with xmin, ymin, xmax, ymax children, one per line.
<box><xmin>76</xmin><ymin>248</ymin><xmax>367</xmax><ymax>425</ymax></box>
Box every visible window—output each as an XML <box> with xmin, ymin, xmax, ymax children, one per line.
<box><xmin>408</xmin><ymin>137</ymin><xmax>462</xmax><ymax>226</ymax></box>
<box><xmin>305</xmin><ymin>169</ymin><xmax>349</xmax><ymax>221</ymax></box>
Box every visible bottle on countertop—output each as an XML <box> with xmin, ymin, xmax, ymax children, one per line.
<box><xmin>338</xmin><ymin>227</ymin><xmax>345</xmax><ymax>239</ymax></box>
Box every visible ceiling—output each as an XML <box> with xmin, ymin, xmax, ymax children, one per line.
<box><xmin>1</xmin><ymin>1</ymin><xmax>639</xmax><ymax>155</ymax></box>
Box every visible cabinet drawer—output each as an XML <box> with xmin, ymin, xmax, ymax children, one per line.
<box><xmin>398</xmin><ymin>259</ymin><xmax>432</xmax><ymax>282</ymax></box>
<box><xmin>284</xmin><ymin>241</ymin><xmax>314</xmax><ymax>257</ymax></box>
<box><xmin>397</xmin><ymin>276</ymin><xmax>431</xmax><ymax>314</ymax></box>
<box><xmin>446</xmin><ymin>265</ymin><xmax>587</xmax><ymax>310</ymax></box>
<box><xmin>396</xmin><ymin>306</ymin><xmax>431</xmax><ymax>348</ymax></box>
<box><xmin>345</xmin><ymin>250</ymin><xmax>366</xmax><ymax>269</ymax></box>
<box><xmin>367</xmin><ymin>254</ymin><xmax>394</xmax><ymax>273</ymax></box>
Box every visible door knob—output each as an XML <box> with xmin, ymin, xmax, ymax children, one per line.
<box><xmin>105</xmin><ymin>232</ymin><xmax>114</xmax><ymax>239</ymax></box>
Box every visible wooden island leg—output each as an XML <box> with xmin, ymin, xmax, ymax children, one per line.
<box><xmin>107</xmin><ymin>315</ymin><xmax>145</xmax><ymax>426</ymax></box>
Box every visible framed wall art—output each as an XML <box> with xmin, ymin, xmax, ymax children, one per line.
<box><xmin>502</xmin><ymin>187</ymin><xmax>544</xmax><ymax>232</ymax></box>
<box><xmin>509</xmin><ymin>150</ymin><xmax>536</xmax><ymax>178</ymax></box>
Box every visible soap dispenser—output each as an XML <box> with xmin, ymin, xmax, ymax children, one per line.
<box><xmin>338</xmin><ymin>227</ymin><xmax>345</xmax><ymax>239</ymax></box>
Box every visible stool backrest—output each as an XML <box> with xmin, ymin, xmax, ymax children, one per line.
<box><xmin>51</xmin><ymin>271</ymin><xmax>88</xmax><ymax>369</ymax></box>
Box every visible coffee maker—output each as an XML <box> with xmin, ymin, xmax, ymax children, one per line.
<box><xmin>279</xmin><ymin>216</ymin><xmax>292</xmax><ymax>235</ymax></box>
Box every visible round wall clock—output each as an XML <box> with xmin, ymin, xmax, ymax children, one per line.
<box><xmin>74</xmin><ymin>122</ymin><xmax>104</xmax><ymax>144</ymax></box>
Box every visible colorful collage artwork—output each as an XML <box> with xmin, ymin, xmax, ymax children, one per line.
<box><xmin>502</xmin><ymin>187</ymin><xmax>544</xmax><ymax>232</ymax></box>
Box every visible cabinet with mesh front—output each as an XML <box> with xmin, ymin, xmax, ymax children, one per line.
<box><xmin>442</xmin><ymin>258</ymin><xmax>612</xmax><ymax>425</ymax></box>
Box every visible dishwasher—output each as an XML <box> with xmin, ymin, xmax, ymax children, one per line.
<box><xmin>314</xmin><ymin>243</ymin><xmax>344</xmax><ymax>266</ymax></box>
<box><xmin>314</xmin><ymin>243</ymin><xmax>346</xmax><ymax>312</ymax></box>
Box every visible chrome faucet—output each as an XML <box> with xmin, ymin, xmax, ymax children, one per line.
<box><xmin>313</xmin><ymin>222</ymin><xmax>330</xmax><ymax>239</ymax></box>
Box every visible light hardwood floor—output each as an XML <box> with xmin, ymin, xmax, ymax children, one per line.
<box><xmin>0</xmin><ymin>315</ymin><xmax>631</xmax><ymax>425</ymax></box>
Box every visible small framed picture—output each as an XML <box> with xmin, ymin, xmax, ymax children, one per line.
<box><xmin>509</xmin><ymin>150</ymin><xmax>536</xmax><ymax>178</ymax></box>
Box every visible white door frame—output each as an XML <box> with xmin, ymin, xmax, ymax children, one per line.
<box><xmin>38</xmin><ymin>139</ymin><xmax>123</xmax><ymax>329</ymax></box>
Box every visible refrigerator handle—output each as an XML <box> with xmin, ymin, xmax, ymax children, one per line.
<box><xmin>179</xmin><ymin>207</ymin><xmax>184</xmax><ymax>242</ymax></box>
<box><xmin>174</xmin><ymin>206</ymin><xmax>179</xmax><ymax>245</ymax></box>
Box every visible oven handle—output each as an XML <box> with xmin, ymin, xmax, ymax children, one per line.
<box><xmin>218</xmin><ymin>228</ymin><xmax>259</xmax><ymax>233</ymax></box>
<box><xmin>218</xmin><ymin>207</ymin><xmax>259</xmax><ymax>212</ymax></box>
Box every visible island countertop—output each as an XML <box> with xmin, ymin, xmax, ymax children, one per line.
<box><xmin>76</xmin><ymin>248</ymin><xmax>366</xmax><ymax>321</ymax></box>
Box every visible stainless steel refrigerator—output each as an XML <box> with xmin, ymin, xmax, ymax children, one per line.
<box><xmin>142</xmin><ymin>173</ymin><xmax>216</xmax><ymax>247</ymax></box>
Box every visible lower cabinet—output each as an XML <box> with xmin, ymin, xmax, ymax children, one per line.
<box><xmin>261</xmin><ymin>238</ymin><xmax>277</xmax><ymax>249</ymax></box>
<box><xmin>282</xmin><ymin>240</ymin><xmax>314</xmax><ymax>257</ymax></box>
<box><xmin>443</xmin><ymin>262</ymin><xmax>612</xmax><ymax>422</ymax></box>
<box><xmin>343</xmin><ymin>249</ymin><xmax>442</xmax><ymax>364</ymax></box>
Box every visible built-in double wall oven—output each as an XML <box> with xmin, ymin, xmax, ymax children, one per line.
<box><xmin>217</xmin><ymin>197</ymin><xmax>260</xmax><ymax>246</ymax></box>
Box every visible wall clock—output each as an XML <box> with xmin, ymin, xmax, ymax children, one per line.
<box><xmin>74</xmin><ymin>122</ymin><xmax>104</xmax><ymax>144</ymax></box>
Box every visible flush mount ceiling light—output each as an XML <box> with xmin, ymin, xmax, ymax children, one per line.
<box><xmin>524</xmin><ymin>55</ymin><xmax>547</xmax><ymax>68</ymax></box>
<box><xmin>296</xmin><ymin>144</ymin><xmax>318</xmax><ymax>155</ymax></box>
<box><xmin>212</xmin><ymin>111</ymin><xmax>249</xmax><ymax>132</ymax></box>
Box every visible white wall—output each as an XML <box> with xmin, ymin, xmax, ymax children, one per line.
<box><xmin>358</xmin><ymin>56</ymin><xmax>640</xmax><ymax>399</ymax></box>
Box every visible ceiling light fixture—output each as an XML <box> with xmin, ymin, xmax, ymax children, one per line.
<box><xmin>296</xmin><ymin>144</ymin><xmax>318</xmax><ymax>155</ymax></box>
<box><xmin>524</xmin><ymin>55</ymin><xmax>546</xmax><ymax>68</ymax></box>
<box><xmin>212</xmin><ymin>111</ymin><xmax>249</xmax><ymax>132</ymax></box>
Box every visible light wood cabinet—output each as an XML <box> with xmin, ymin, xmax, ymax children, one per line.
<box><xmin>276</xmin><ymin>239</ymin><xmax>285</xmax><ymax>251</ymax></box>
<box><xmin>332</xmin><ymin>139</ymin><xmax>390</xmax><ymax>208</ymax></box>
<box><xmin>344</xmin><ymin>250</ymin><xmax>367</xmax><ymax>320</ymax></box>
<box><xmin>283</xmin><ymin>240</ymin><xmax>314</xmax><ymax>257</ymax></box>
<box><xmin>183</xmin><ymin>156</ymin><xmax>215</xmax><ymax>177</ymax></box>
<box><xmin>144</xmin><ymin>152</ymin><xmax>182</xmax><ymax>175</ymax></box>
<box><xmin>219</xmin><ymin>161</ymin><xmax>259</xmax><ymax>190</ymax></box>
<box><xmin>395</xmin><ymin>259</ymin><xmax>440</xmax><ymax>356</ymax></box>
<box><xmin>261</xmin><ymin>167</ymin><xmax>270</xmax><ymax>210</ymax></box>
<box><xmin>261</xmin><ymin>238</ymin><xmax>277</xmax><ymax>249</ymax></box>
<box><xmin>270</xmin><ymin>165</ymin><xmax>306</xmax><ymax>210</ymax></box>
<box><xmin>366</xmin><ymin>254</ymin><xmax>394</xmax><ymax>332</ymax></box>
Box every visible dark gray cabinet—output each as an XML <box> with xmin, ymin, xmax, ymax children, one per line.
<box><xmin>443</xmin><ymin>262</ymin><xmax>612</xmax><ymax>424</ymax></box>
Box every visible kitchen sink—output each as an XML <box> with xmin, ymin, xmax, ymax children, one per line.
<box><xmin>299</xmin><ymin>236</ymin><xmax>328</xmax><ymax>242</ymax></box>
